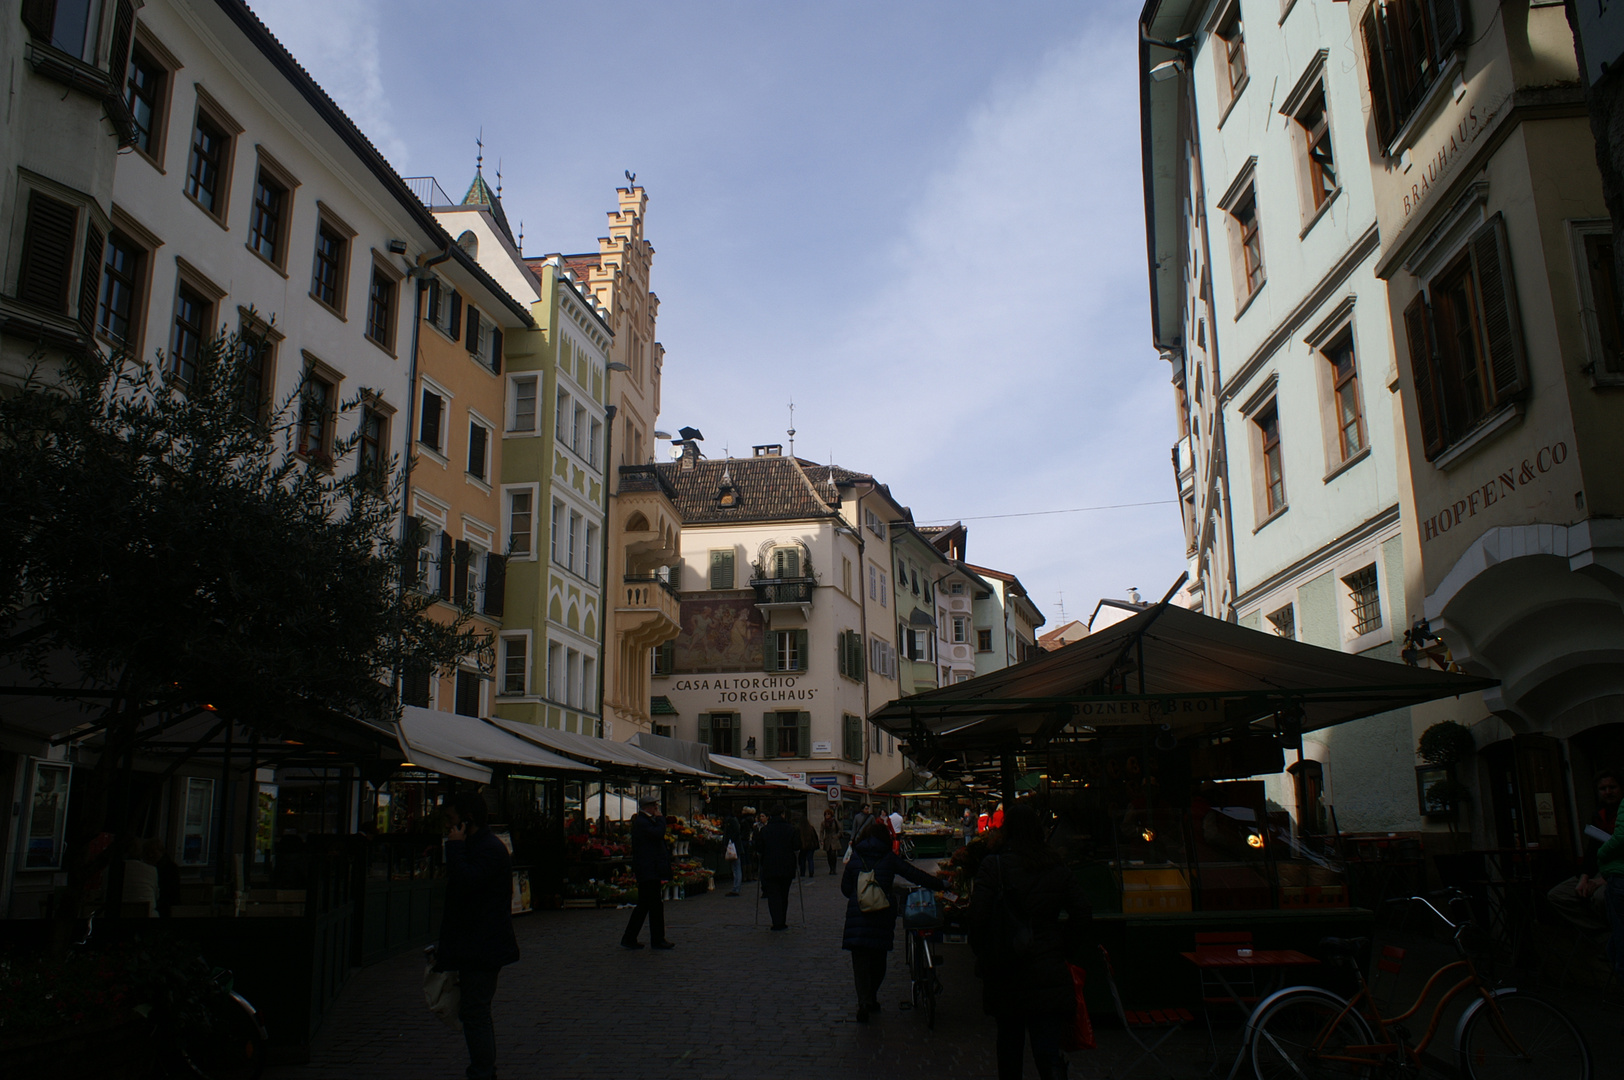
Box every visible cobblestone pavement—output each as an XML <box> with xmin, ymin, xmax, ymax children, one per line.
<box><xmin>265</xmin><ymin>868</ymin><xmax>1222</xmax><ymax>1080</ymax></box>
<box><xmin>264</xmin><ymin>874</ymin><xmax>1624</xmax><ymax>1080</ymax></box>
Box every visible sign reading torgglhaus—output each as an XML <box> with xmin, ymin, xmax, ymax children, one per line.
<box><xmin>669</xmin><ymin>675</ymin><xmax>819</xmax><ymax>704</ymax></box>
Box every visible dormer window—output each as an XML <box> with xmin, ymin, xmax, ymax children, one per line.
<box><xmin>715</xmin><ymin>466</ymin><xmax>739</xmax><ymax>508</ymax></box>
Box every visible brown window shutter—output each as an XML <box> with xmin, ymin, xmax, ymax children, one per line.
<box><xmin>403</xmin><ymin>515</ymin><xmax>424</xmax><ymax>588</ymax></box>
<box><xmin>1428</xmin><ymin>0</ymin><xmax>1464</xmax><ymax>60</ymax></box>
<box><xmin>1403</xmin><ymin>293</ymin><xmax>1447</xmax><ymax>460</ymax></box>
<box><xmin>448</xmin><ymin>292</ymin><xmax>462</xmax><ymax>342</ymax></box>
<box><xmin>17</xmin><ymin>191</ymin><xmax>78</xmax><ymax>315</ymax></box>
<box><xmin>453</xmin><ymin>539</ymin><xmax>470</xmax><ymax>605</ymax></box>
<box><xmin>1469</xmin><ymin>214</ymin><xmax>1528</xmax><ymax>406</ymax></box>
<box><xmin>483</xmin><ymin>552</ymin><xmax>505</xmax><ymax>616</ymax></box>
<box><xmin>109</xmin><ymin>0</ymin><xmax>136</xmax><ymax>77</ymax></box>
<box><xmin>77</xmin><ymin>223</ymin><xmax>104</xmax><ymax>334</ymax></box>
<box><xmin>491</xmin><ymin>328</ymin><xmax>503</xmax><ymax>373</ymax></box>
<box><xmin>402</xmin><ymin>662</ymin><xmax>431</xmax><ymax>708</ymax></box>
<box><xmin>21</xmin><ymin>0</ymin><xmax>57</xmax><ymax>40</ymax></box>
<box><xmin>465</xmin><ymin>307</ymin><xmax>480</xmax><ymax>354</ymax></box>
<box><xmin>437</xmin><ymin>530</ymin><xmax>453</xmax><ymax>598</ymax></box>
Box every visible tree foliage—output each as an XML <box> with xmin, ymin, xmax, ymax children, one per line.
<box><xmin>0</xmin><ymin>328</ymin><xmax>486</xmax><ymax>732</ymax></box>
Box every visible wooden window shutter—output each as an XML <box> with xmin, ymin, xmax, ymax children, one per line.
<box><xmin>419</xmin><ymin>392</ymin><xmax>442</xmax><ymax>449</ymax></box>
<box><xmin>437</xmin><ymin>530</ymin><xmax>453</xmax><ymax>598</ymax></box>
<box><xmin>1402</xmin><ymin>293</ymin><xmax>1447</xmax><ymax>460</ymax></box>
<box><xmin>491</xmin><ymin>329</ymin><xmax>503</xmax><ymax>373</ymax></box>
<box><xmin>449</xmin><ymin>291</ymin><xmax>463</xmax><ymax>342</ymax></box>
<box><xmin>798</xmin><ymin>713</ymin><xmax>811</xmax><ymax>757</ymax></box>
<box><xmin>1469</xmin><ymin>214</ymin><xmax>1528</xmax><ymax>406</ymax></box>
<box><xmin>710</xmin><ymin>549</ymin><xmax>734</xmax><ymax>589</ymax></box>
<box><xmin>764</xmin><ymin>632</ymin><xmax>779</xmax><ymax>673</ymax></box>
<box><xmin>1360</xmin><ymin>7</ymin><xmax>1396</xmax><ymax>148</ymax></box>
<box><xmin>453</xmin><ymin>540</ymin><xmax>471</xmax><ymax>605</ymax></box>
<box><xmin>697</xmin><ymin>712</ymin><xmax>711</xmax><ymax>747</ymax></box>
<box><xmin>794</xmin><ymin>629</ymin><xmax>808</xmax><ymax>672</ymax></box>
<box><xmin>403</xmin><ymin>515</ymin><xmax>424</xmax><ymax>588</ymax></box>
<box><xmin>109</xmin><ymin>0</ymin><xmax>136</xmax><ymax>79</ymax></box>
<box><xmin>77</xmin><ymin>223</ymin><xmax>104</xmax><ymax>333</ymax></box>
<box><xmin>482</xmin><ymin>552</ymin><xmax>506</xmax><ymax>616</ymax></box>
<box><xmin>17</xmin><ymin>191</ymin><xmax>77</xmax><ymax>314</ymax></box>
<box><xmin>425</xmin><ymin>280</ymin><xmax>440</xmax><ymax>325</ymax></box>
<box><xmin>466</xmin><ymin>307</ymin><xmax>480</xmax><ymax>354</ymax></box>
<box><xmin>762</xmin><ymin>715</ymin><xmax>776</xmax><ymax>758</ymax></box>
<box><xmin>1427</xmin><ymin>0</ymin><xmax>1464</xmax><ymax>59</ymax></box>
<box><xmin>774</xmin><ymin>546</ymin><xmax>800</xmax><ymax>579</ymax></box>
<box><xmin>402</xmin><ymin>662</ymin><xmax>431</xmax><ymax>708</ymax></box>
<box><xmin>21</xmin><ymin>0</ymin><xmax>57</xmax><ymax>40</ymax></box>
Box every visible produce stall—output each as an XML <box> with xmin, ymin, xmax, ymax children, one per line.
<box><xmin>870</xmin><ymin>599</ymin><xmax>1496</xmax><ymax>1009</ymax></box>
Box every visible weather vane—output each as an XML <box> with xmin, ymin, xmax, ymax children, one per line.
<box><xmin>787</xmin><ymin>400</ymin><xmax>796</xmax><ymax>457</ymax></box>
<box><xmin>625</xmin><ymin>170</ymin><xmax>636</xmax><ymax>186</ymax></box>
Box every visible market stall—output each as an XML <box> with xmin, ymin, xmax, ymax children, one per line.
<box><xmin>870</xmin><ymin>598</ymin><xmax>1496</xmax><ymax>1008</ymax></box>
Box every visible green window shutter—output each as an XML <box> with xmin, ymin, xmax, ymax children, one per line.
<box><xmin>710</xmin><ymin>549</ymin><xmax>734</xmax><ymax>589</ymax></box>
<box><xmin>697</xmin><ymin>713</ymin><xmax>711</xmax><ymax>748</ymax></box>
<box><xmin>794</xmin><ymin>629</ymin><xmax>808</xmax><ymax>672</ymax></box>
<box><xmin>762</xmin><ymin>715</ymin><xmax>776</xmax><ymax>758</ymax></box>
<box><xmin>798</xmin><ymin>712</ymin><xmax>811</xmax><ymax>758</ymax></box>
<box><xmin>764</xmin><ymin>633</ymin><xmax>778</xmax><ymax>673</ymax></box>
<box><xmin>774</xmin><ymin>547</ymin><xmax>800</xmax><ymax>579</ymax></box>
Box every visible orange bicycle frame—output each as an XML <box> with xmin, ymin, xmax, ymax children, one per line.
<box><xmin>1308</xmin><ymin>959</ymin><xmax>1507</xmax><ymax>1068</ymax></box>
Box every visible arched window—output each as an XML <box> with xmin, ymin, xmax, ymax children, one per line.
<box><xmin>457</xmin><ymin>230</ymin><xmax>478</xmax><ymax>258</ymax></box>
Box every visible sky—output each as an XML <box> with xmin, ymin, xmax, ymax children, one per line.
<box><xmin>251</xmin><ymin>0</ymin><xmax>1185</xmax><ymax>630</ymax></box>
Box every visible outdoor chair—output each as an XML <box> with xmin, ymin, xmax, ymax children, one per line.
<box><xmin>1099</xmin><ymin>945</ymin><xmax>1192</xmax><ymax>1079</ymax></box>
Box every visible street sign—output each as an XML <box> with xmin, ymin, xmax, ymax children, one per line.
<box><xmin>827</xmin><ymin>784</ymin><xmax>842</xmax><ymax>803</ymax></box>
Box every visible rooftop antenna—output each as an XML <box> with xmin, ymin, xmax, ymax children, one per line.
<box><xmin>787</xmin><ymin>400</ymin><xmax>796</xmax><ymax>457</ymax></box>
<box><xmin>1056</xmin><ymin>591</ymin><xmax>1067</xmax><ymax>624</ymax></box>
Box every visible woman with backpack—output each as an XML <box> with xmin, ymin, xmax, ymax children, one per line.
<box><xmin>840</xmin><ymin>820</ymin><xmax>949</xmax><ymax>1022</ymax></box>
<box><xmin>968</xmin><ymin>802</ymin><xmax>1091</xmax><ymax>1080</ymax></box>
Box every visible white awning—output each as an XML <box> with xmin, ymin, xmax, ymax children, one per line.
<box><xmin>487</xmin><ymin>717</ymin><xmax>717</xmax><ymax>777</ymax></box>
<box><xmin>397</xmin><ymin>707</ymin><xmax>600</xmax><ymax>782</ymax></box>
<box><xmin>708</xmin><ymin>753</ymin><xmax>791</xmax><ymax>781</ymax></box>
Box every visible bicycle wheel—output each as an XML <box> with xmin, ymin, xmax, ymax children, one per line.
<box><xmin>1458</xmin><ymin>992</ymin><xmax>1589</xmax><ymax>1080</ymax></box>
<box><xmin>178</xmin><ymin>994</ymin><xmax>266</xmax><ymax>1080</ymax></box>
<box><xmin>909</xmin><ymin>935</ymin><xmax>926</xmax><ymax>1007</ymax></box>
<box><xmin>1250</xmin><ymin>989</ymin><xmax>1376</xmax><ymax>1080</ymax></box>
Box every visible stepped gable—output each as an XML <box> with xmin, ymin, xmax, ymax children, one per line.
<box><xmin>654</xmin><ymin>455</ymin><xmax>842</xmax><ymax>525</ymax></box>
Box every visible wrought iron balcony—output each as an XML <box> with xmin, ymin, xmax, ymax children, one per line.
<box><xmin>618</xmin><ymin>463</ymin><xmax>678</xmax><ymax>500</ymax></box>
<box><xmin>750</xmin><ymin>576</ymin><xmax>815</xmax><ymax>606</ymax></box>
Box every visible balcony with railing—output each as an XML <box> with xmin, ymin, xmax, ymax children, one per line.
<box><xmin>750</xmin><ymin>576</ymin><xmax>815</xmax><ymax>615</ymax></box>
<box><xmin>618</xmin><ymin>463</ymin><xmax>678</xmax><ymax>500</ymax></box>
<box><xmin>616</xmin><ymin>573</ymin><xmax>681</xmax><ymax>650</ymax></box>
<box><xmin>403</xmin><ymin>176</ymin><xmax>455</xmax><ymax>210</ymax></box>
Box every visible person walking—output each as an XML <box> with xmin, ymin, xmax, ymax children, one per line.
<box><xmin>850</xmin><ymin>802</ymin><xmax>875</xmax><ymax>841</ymax></box>
<box><xmin>436</xmin><ymin>791</ymin><xmax>520</xmax><ymax>1080</ymax></box>
<box><xmin>621</xmin><ymin>794</ymin><xmax>675</xmax><ymax>950</ymax></box>
<box><xmin>756</xmin><ymin>805</ymin><xmax>801</xmax><ymax>930</ymax></box>
<box><xmin>821</xmin><ymin>807</ymin><xmax>844</xmax><ymax>875</ymax></box>
<box><xmin>796</xmin><ymin>814</ymin><xmax>820</xmax><ymax>879</ymax></box>
<box><xmin>968</xmin><ymin>802</ymin><xmax>1091</xmax><ymax>1080</ymax></box>
<box><xmin>722</xmin><ymin>808</ymin><xmax>748</xmax><ymax>896</ymax></box>
<box><xmin>1548</xmin><ymin>770</ymin><xmax>1621</xmax><ymax>939</ymax></box>
<box><xmin>840</xmin><ymin>820</ymin><xmax>949</xmax><ymax>1022</ymax></box>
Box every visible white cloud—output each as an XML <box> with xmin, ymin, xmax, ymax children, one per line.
<box><xmin>246</xmin><ymin>0</ymin><xmax>409</xmax><ymax>169</ymax></box>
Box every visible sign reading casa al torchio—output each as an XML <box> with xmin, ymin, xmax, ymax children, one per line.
<box><xmin>669</xmin><ymin>676</ymin><xmax>819</xmax><ymax>705</ymax></box>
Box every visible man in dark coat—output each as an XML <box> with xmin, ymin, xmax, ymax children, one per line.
<box><xmin>621</xmin><ymin>794</ymin><xmax>675</xmax><ymax>949</ymax></box>
<box><xmin>755</xmin><ymin>805</ymin><xmax>801</xmax><ymax>930</ymax></box>
<box><xmin>841</xmin><ymin>820</ymin><xmax>948</xmax><ymax>1021</ymax></box>
<box><xmin>437</xmin><ymin>791</ymin><xmax>519</xmax><ymax>1080</ymax></box>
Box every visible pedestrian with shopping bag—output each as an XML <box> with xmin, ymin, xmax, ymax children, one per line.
<box><xmin>434</xmin><ymin>791</ymin><xmax>520</xmax><ymax>1080</ymax></box>
<box><xmin>840</xmin><ymin>820</ymin><xmax>949</xmax><ymax>1022</ymax></box>
<box><xmin>968</xmin><ymin>802</ymin><xmax>1092</xmax><ymax>1080</ymax></box>
<box><xmin>722</xmin><ymin>809</ymin><xmax>747</xmax><ymax>896</ymax></box>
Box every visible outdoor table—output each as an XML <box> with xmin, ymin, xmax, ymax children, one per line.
<box><xmin>1179</xmin><ymin>948</ymin><xmax>1320</xmax><ymax>1013</ymax></box>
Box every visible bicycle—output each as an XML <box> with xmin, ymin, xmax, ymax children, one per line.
<box><xmin>1245</xmin><ymin>890</ymin><xmax>1590</xmax><ymax>1080</ymax></box>
<box><xmin>901</xmin><ymin>901</ymin><xmax>944</xmax><ymax>1029</ymax></box>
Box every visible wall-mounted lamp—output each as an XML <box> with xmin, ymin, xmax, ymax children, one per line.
<box><xmin>1149</xmin><ymin>58</ymin><xmax>1185</xmax><ymax>82</ymax></box>
<box><xmin>387</xmin><ymin>239</ymin><xmax>408</xmax><ymax>254</ymax></box>
<box><xmin>607</xmin><ymin>361</ymin><xmax>630</xmax><ymax>371</ymax></box>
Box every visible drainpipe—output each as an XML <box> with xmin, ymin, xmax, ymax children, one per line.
<box><xmin>595</xmin><ymin>405</ymin><xmax>617</xmax><ymax>739</ymax></box>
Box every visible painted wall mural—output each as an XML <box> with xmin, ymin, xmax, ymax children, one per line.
<box><xmin>675</xmin><ymin>597</ymin><xmax>763</xmax><ymax>672</ymax></box>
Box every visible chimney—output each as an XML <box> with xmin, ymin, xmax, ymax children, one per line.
<box><xmin>680</xmin><ymin>440</ymin><xmax>700</xmax><ymax>470</ymax></box>
<box><xmin>752</xmin><ymin>444</ymin><xmax>782</xmax><ymax>457</ymax></box>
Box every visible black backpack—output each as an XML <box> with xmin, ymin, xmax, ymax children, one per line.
<box><xmin>993</xmin><ymin>856</ymin><xmax>1035</xmax><ymax>956</ymax></box>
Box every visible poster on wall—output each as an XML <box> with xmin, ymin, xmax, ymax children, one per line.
<box><xmin>512</xmin><ymin>869</ymin><xmax>532</xmax><ymax>914</ymax></box>
<box><xmin>24</xmin><ymin>760</ymin><xmax>72</xmax><ymax>870</ymax></box>
<box><xmin>674</xmin><ymin>597</ymin><xmax>763</xmax><ymax>672</ymax></box>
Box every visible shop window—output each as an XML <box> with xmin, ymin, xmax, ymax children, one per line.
<box><xmin>1360</xmin><ymin>0</ymin><xmax>1465</xmax><ymax>151</ymax></box>
<box><xmin>1402</xmin><ymin>214</ymin><xmax>1528</xmax><ymax>460</ymax></box>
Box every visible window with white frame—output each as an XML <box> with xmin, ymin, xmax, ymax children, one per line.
<box><xmin>566</xmin><ymin>648</ymin><xmax>581</xmax><ymax>707</ymax></box>
<box><xmin>556</xmin><ymin>390</ymin><xmax>570</xmax><ymax>443</ymax></box>
<box><xmin>463</xmin><ymin>536</ymin><xmax>489</xmax><ymax>608</ymax></box>
<box><xmin>504</xmin><ymin>487</ymin><xmax>535</xmax><ymax>558</ymax></box>
<box><xmin>1267</xmin><ymin>604</ymin><xmax>1296</xmax><ymax>640</ymax></box>
<box><xmin>584</xmin><ymin>522</ymin><xmax>599</xmax><ymax>583</ymax></box>
<box><xmin>411</xmin><ymin>504</ymin><xmax>447</xmax><ymax>594</ymax></box>
<box><xmin>582</xmin><ymin>657</ymin><xmax>597</xmax><ymax>712</ymax></box>
<box><xmin>547</xmin><ymin>640</ymin><xmax>565</xmax><ymax>700</ymax></box>
<box><xmin>567</xmin><ymin>510</ymin><xmax>582</xmax><ymax>573</ymax></box>
<box><xmin>587</xmin><ymin>417</ymin><xmax>602</xmax><ymax>466</ymax></box>
<box><xmin>499</xmin><ymin>634</ymin><xmax>529</xmax><ymax>696</ymax></box>
<box><xmin>508</xmin><ymin>375</ymin><xmax>539</xmax><ymax>432</ymax></box>
<box><xmin>1343</xmin><ymin>565</ymin><xmax>1381</xmax><ymax>638</ymax></box>
<box><xmin>868</xmin><ymin>636</ymin><xmax>897</xmax><ymax>679</ymax></box>
<box><xmin>550</xmin><ymin>499</ymin><xmax>564</xmax><ymax>564</ymax></box>
<box><xmin>1570</xmin><ymin>220</ymin><xmax>1624</xmax><ymax>384</ymax></box>
<box><xmin>418</xmin><ymin>382</ymin><xmax>449</xmax><ymax>455</ymax></box>
<box><xmin>864</xmin><ymin>507</ymin><xmax>887</xmax><ymax>538</ymax></box>
<box><xmin>467</xmin><ymin>417</ymin><xmax>491</xmax><ymax>482</ymax></box>
<box><xmin>951</xmin><ymin>615</ymin><xmax>969</xmax><ymax>644</ymax></box>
